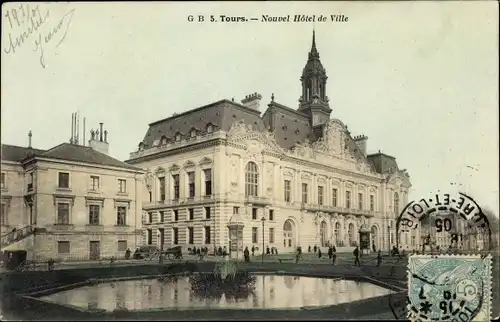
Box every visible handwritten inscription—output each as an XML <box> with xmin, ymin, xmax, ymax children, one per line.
<box><xmin>3</xmin><ymin>4</ymin><xmax>75</xmax><ymax>68</ymax></box>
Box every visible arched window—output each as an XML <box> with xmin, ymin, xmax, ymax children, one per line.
<box><xmin>245</xmin><ymin>162</ymin><xmax>259</xmax><ymax>197</ymax></box>
<box><xmin>206</xmin><ymin>124</ymin><xmax>213</xmax><ymax>133</ymax></box>
<box><xmin>348</xmin><ymin>223</ymin><xmax>355</xmax><ymax>246</ymax></box>
<box><xmin>175</xmin><ymin>133</ymin><xmax>181</xmax><ymax>142</ymax></box>
<box><xmin>320</xmin><ymin>221</ymin><xmax>328</xmax><ymax>247</ymax></box>
<box><xmin>394</xmin><ymin>192</ymin><xmax>400</xmax><ymax>214</ymax></box>
<box><xmin>335</xmin><ymin>222</ymin><xmax>341</xmax><ymax>245</ymax></box>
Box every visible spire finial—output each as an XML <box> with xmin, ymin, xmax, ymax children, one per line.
<box><xmin>271</xmin><ymin>93</ymin><xmax>275</xmax><ymax>102</ymax></box>
<box><xmin>309</xmin><ymin>29</ymin><xmax>319</xmax><ymax>59</ymax></box>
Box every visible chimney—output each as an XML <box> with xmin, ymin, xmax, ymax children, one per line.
<box><xmin>70</xmin><ymin>113</ymin><xmax>74</xmax><ymax>144</ymax></box>
<box><xmin>88</xmin><ymin>123</ymin><xmax>109</xmax><ymax>155</ymax></box>
<box><xmin>28</xmin><ymin>130</ymin><xmax>32</xmax><ymax>148</ymax></box>
<box><xmin>83</xmin><ymin>117</ymin><xmax>86</xmax><ymax>146</ymax></box>
<box><xmin>241</xmin><ymin>92</ymin><xmax>262</xmax><ymax>110</ymax></box>
<box><xmin>353</xmin><ymin>135</ymin><xmax>368</xmax><ymax>157</ymax></box>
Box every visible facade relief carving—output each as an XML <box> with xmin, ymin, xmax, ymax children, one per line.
<box><xmin>301</xmin><ymin>172</ymin><xmax>312</xmax><ymax>180</ymax></box>
<box><xmin>283</xmin><ymin>169</ymin><xmax>293</xmax><ymax>177</ymax></box>
<box><xmin>169</xmin><ymin>164</ymin><xmax>180</xmax><ymax>172</ymax></box>
<box><xmin>144</xmin><ymin>171</ymin><xmax>154</xmax><ymax>191</ymax></box>
<box><xmin>229</xmin><ymin>154</ymin><xmax>240</xmax><ymax>185</ymax></box>
<box><xmin>227</xmin><ymin>121</ymin><xmax>284</xmax><ymax>156</ymax></box>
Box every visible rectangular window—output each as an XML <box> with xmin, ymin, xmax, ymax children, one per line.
<box><xmin>57</xmin><ymin>203</ymin><xmax>69</xmax><ymax>224</ymax></box>
<box><xmin>358</xmin><ymin>193</ymin><xmax>363</xmax><ymax>210</ymax></box>
<box><xmin>173</xmin><ymin>174</ymin><xmax>180</xmax><ymax>199</ymax></box>
<box><xmin>159</xmin><ymin>211</ymin><xmax>165</xmax><ymax>222</ymax></box>
<box><xmin>159</xmin><ymin>177</ymin><xmax>166</xmax><ymax>201</ymax></box>
<box><xmin>147</xmin><ymin>212</ymin><xmax>153</xmax><ymax>223</ymax></box>
<box><xmin>411</xmin><ymin>235</ymin><xmax>416</xmax><ymax>246</ymax></box>
<box><xmin>89</xmin><ymin>205</ymin><xmax>100</xmax><ymax>225</ymax></box>
<box><xmin>370</xmin><ymin>195</ymin><xmax>374</xmax><ymax>211</ymax></box>
<box><xmin>188</xmin><ymin>172</ymin><xmax>195</xmax><ymax>198</ymax></box>
<box><xmin>284</xmin><ymin>180</ymin><xmax>291</xmax><ymax>202</ymax></box>
<box><xmin>205</xmin><ymin>207</ymin><xmax>211</xmax><ymax>219</ymax></box>
<box><xmin>147</xmin><ymin>229</ymin><xmax>153</xmax><ymax>245</ymax></box>
<box><xmin>117</xmin><ymin>206</ymin><xmax>127</xmax><ymax>226</ymax></box>
<box><xmin>172</xmin><ymin>228</ymin><xmax>179</xmax><ymax>245</ymax></box>
<box><xmin>346</xmin><ymin>191</ymin><xmax>351</xmax><ymax>209</ymax></box>
<box><xmin>204</xmin><ymin>169</ymin><xmax>212</xmax><ymax>196</ymax></box>
<box><xmin>332</xmin><ymin>188</ymin><xmax>338</xmax><ymax>207</ymax></box>
<box><xmin>118</xmin><ymin>179</ymin><xmax>127</xmax><ymax>193</ymax></box>
<box><xmin>233</xmin><ymin>206</ymin><xmax>239</xmax><ymax>214</ymax></box>
<box><xmin>188</xmin><ymin>227</ymin><xmax>194</xmax><ymax>244</ymax></box>
<box><xmin>0</xmin><ymin>203</ymin><xmax>7</xmax><ymax>225</ymax></box>
<box><xmin>58</xmin><ymin>172</ymin><xmax>69</xmax><ymax>188</ymax></box>
<box><xmin>57</xmin><ymin>241</ymin><xmax>70</xmax><ymax>254</ymax></box>
<box><xmin>0</xmin><ymin>172</ymin><xmax>5</xmax><ymax>189</ymax></box>
<box><xmin>269</xmin><ymin>228</ymin><xmax>275</xmax><ymax>244</ymax></box>
<box><xmin>318</xmin><ymin>186</ymin><xmax>324</xmax><ymax>205</ymax></box>
<box><xmin>90</xmin><ymin>176</ymin><xmax>100</xmax><ymax>191</ymax></box>
<box><xmin>252</xmin><ymin>227</ymin><xmax>258</xmax><ymax>244</ymax></box>
<box><xmin>204</xmin><ymin>226</ymin><xmax>211</xmax><ymax>244</ymax></box>
<box><xmin>252</xmin><ymin>208</ymin><xmax>257</xmax><ymax>220</ymax></box>
<box><xmin>117</xmin><ymin>240</ymin><xmax>127</xmax><ymax>252</ymax></box>
<box><xmin>27</xmin><ymin>172</ymin><xmax>34</xmax><ymax>191</ymax></box>
<box><xmin>269</xmin><ymin>209</ymin><xmax>274</xmax><ymax>221</ymax></box>
<box><xmin>188</xmin><ymin>208</ymin><xmax>194</xmax><ymax>220</ymax></box>
<box><xmin>301</xmin><ymin>183</ymin><xmax>308</xmax><ymax>203</ymax></box>
<box><xmin>173</xmin><ymin>209</ymin><xmax>179</xmax><ymax>222</ymax></box>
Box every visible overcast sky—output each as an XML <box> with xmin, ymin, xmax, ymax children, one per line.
<box><xmin>1</xmin><ymin>1</ymin><xmax>498</xmax><ymax>213</ymax></box>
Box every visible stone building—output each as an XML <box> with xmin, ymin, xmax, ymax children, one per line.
<box><xmin>1</xmin><ymin>125</ymin><xmax>145</xmax><ymax>261</ymax></box>
<box><xmin>126</xmin><ymin>32</ymin><xmax>412</xmax><ymax>254</ymax></box>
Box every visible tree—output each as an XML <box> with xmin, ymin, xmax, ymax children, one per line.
<box><xmin>482</xmin><ymin>208</ymin><xmax>499</xmax><ymax>249</ymax></box>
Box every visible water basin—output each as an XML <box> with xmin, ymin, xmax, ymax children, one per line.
<box><xmin>39</xmin><ymin>275</ymin><xmax>392</xmax><ymax>311</ymax></box>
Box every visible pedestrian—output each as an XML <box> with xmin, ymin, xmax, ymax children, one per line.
<box><xmin>266</xmin><ymin>246</ymin><xmax>270</xmax><ymax>255</ymax></box>
<box><xmin>251</xmin><ymin>245</ymin><xmax>255</xmax><ymax>257</ymax></box>
<box><xmin>244</xmin><ymin>246</ymin><xmax>250</xmax><ymax>262</ymax></box>
<box><xmin>372</xmin><ymin>242</ymin><xmax>376</xmax><ymax>253</ymax></box>
<box><xmin>318</xmin><ymin>248</ymin><xmax>322</xmax><ymax>258</ymax></box>
<box><xmin>308</xmin><ymin>245</ymin><xmax>311</xmax><ymax>253</ymax></box>
<box><xmin>222</xmin><ymin>246</ymin><xmax>228</xmax><ymax>259</ymax></box>
<box><xmin>313</xmin><ymin>245</ymin><xmax>317</xmax><ymax>254</ymax></box>
<box><xmin>125</xmin><ymin>248</ymin><xmax>131</xmax><ymax>260</ymax></box>
<box><xmin>353</xmin><ymin>246</ymin><xmax>361</xmax><ymax>266</ymax></box>
<box><xmin>377</xmin><ymin>250</ymin><xmax>382</xmax><ymax>267</ymax></box>
<box><xmin>328</xmin><ymin>246</ymin><xmax>333</xmax><ymax>259</ymax></box>
<box><xmin>332</xmin><ymin>246</ymin><xmax>337</xmax><ymax>265</ymax></box>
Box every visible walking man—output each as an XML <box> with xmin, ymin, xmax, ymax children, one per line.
<box><xmin>353</xmin><ymin>246</ymin><xmax>361</xmax><ymax>266</ymax></box>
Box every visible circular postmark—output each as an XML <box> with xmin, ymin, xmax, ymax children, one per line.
<box><xmin>395</xmin><ymin>192</ymin><xmax>492</xmax><ymax>254</ymax></box>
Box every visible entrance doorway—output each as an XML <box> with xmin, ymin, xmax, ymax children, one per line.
<box><xmin>158</xmin><ymin>228</ymin><xmax>165</xmax><ymax>250</ymax></box>
<box><xmin>283</xmin><ymin>219</ymin><xmax>295</xmax><ymax>250</ymax></box>
<box><xmin>89</xmin><ymin>241</ymin><xmax>100</xmax><ymax>260</ymax></box>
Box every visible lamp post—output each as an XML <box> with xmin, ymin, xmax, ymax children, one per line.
<box><xmin>261</xmin><ymin>216</ymin><xmax>266</xmax><ymax>263</ymax></box>
<box><xmin>387</xmin><ymin>224</ymin><xmax>391</xmax><ymax>255</ymax></box>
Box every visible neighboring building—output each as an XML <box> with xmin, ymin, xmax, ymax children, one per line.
<box><xmin>126</xmin><ymin>31</ymin><xmax>412</xmax><ymax>254</ymax></box>
<box><xmin>1</xmin><ymin>126</ymin><xmax>145</xmax><ymax>261</ymax></box>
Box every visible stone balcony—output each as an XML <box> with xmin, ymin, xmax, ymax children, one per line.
<box><xmin>244</xmin><ymin>195</ymin><xmax>272</xmax><ymax>206</ymax></box>
<box><xmin>143</xmin><ymin>195</ymin><xmax>216</xmax><ymax>211</ymax></box>
<box><xmin>301</xmin><ymin>203</ymin><xmax>375</xmax><ymax>217</ymax></box>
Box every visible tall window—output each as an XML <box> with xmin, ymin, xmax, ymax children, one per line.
<box><xmin>28</xmin><ymin>172</ymin><xmax>33</xmax><ymax>191</ymax></box>
<box><xmin>57</xmin><ymin>203</ymin><xmax>69</xmax><ymax>224</ymax></box>
<box><xmin>348</xmin><ymin>223</ymin><xmax>355</xmax><ymax>246</ymax></box>
<box><xmin>159</xmin><ymin>177</ymin><xmax>166</xmax><ymax>201</ymax></box>
<box><xmin>332</xmin><ymin>188</ymin><xmax>338</xmax><ymax>207</ymax></box>
<box><xmin>187</xmin><ymin>172</ymin><xmax>195</xmax><ymax>198</ymax></box>
<box><xmin>188</xmin><ymin>208</ymin><xmax>194</xmax><ymax>220</ymax></box>
<box><xmin>269</xmin><ymin>209</ymin><xmax>274</xmax><ymax>221</ymax></box>
<box><xmin>159</xmin><ymin>211</ymin><xmax>165</xmax><ymax>222</ymax></box>
<box><xmin>89</xmin><ymin>205</ymin><xmax>100</xmax><ymax>225</ymax></box>
<box><xmin>269</xmin><ymin>228</ymin><xmax>275</xmax><ymax>244</ymax></box>
<box><xmin>394</xmin><ymin>192</ymin><xmax>400</xmax><ymax>214</ymax></box>
<box><xmin>118</xmin><ymin>179</ymin><xmax>127</xmax><ymax>193</ymax></box>
<box><xmin>58</xmin><ymin>241</ymin><xmax>70</xmax><ymax>254</ymax></box>
<box><xmin>188</xmin><ymin>227</ymin><xmax>194</xmax><ymax>244</ymax></box>
<box><xmin>334</xmin><ymin>222</ymin><xmax>341</xmax><ymax>245</ymax></box>
<box><xmin>117</xmin><ymin>206</ymin><xmax>126</xmax><ymax>226</ymax></box>
<box><xmin>172</xmin><ymin>174</ymin><xmax>180</xmax><ymax>199</ymax></box>
<box><xmin>320</xmin><ymin>221</ymin><xmax>328</xmax><ymax>247</ymax></box>
<box><xmin>370</xmin><ymin>195</ymin><xmax>374</xmax><ymax>211</ymax></box>
<box><xmin>173</xmin><ymin>209</ymin><xmax>179</xmax><ymax>221</ymax></box>
<box><xmin>318</xmin><ymin>186</ymin><xmax>324</xmax><ymax>205</ymax></box>
<box><xmin>0</xmin><ymin>172</ymin><xmax>5</xmax><ymax>189</ymax></box>
<box><xmin>252</xmin><ymin>227</ymin><xmax>258</xmax><ymax>244</ymax></box>
<box><xmin>245</xmin><ymin>162</ymin><xmax>259</xmax><ymax>197</ymax></box>
<box><xmin>1</xmin><ymin>203</ymin><xmax>7</xmax><ymax>225</ymax></box>
<box><xmin>346</xmin><ymin>191</ymin><xmax>351</xmax><ymax>209</ymax></box>
<box><xmin>284</xmin><ymin>180</ymin><xmax>291</xmax><ymax>202</ymax></box>
<box><xmin>204</xmin><ymin>169</ymin><xmax>212</xmax><ymax>195</ymax></box>
<box><xmin>252</xmin><ymin>208</ymin><xmax>257</xmax><ymax>220</ymax></box>
<box><xmin>301</xmin><ymin>183</ymin><xmax>308</xmax><ymax>203</ymax></box>
<box><xmin>58</xmin><ymin>172</ymin><xmax>69</xmax><ymax>188</ymax></box>
<box><xmin>204</xmin><ymin>226</ymin><xmax>211</xmax><ymax>244</ymax></box>
<box><xmin>90</xmin><ymin>176</ymin><xmax>100</xmax><ymax>191</ymax></box>
<box><xmin>172</xmin><ymin>228</ymin><xmax>179</xmax><ymax>245</ymax></box>
<box><xmin>358</xmin><ymin>193</ymin><xmax>363</xmax><ymax>210</ymax></box>
<box><xmin>205</xmin><ymin>207</ymin><xmax>211</xmax><ymax>219</ymax></box>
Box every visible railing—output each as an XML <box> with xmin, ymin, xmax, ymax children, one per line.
<box><xmin>300</xmin><ymin>203</ymin><xmax>375</xmax><ymax>216</ymax></box>
<box><xmin>244</xmin><ymin>195</ymin><xmax>272</xmax><ymax>205</ymax></box>
<box><xmin>1</xmin><ymin>224</ymin><xmax>36</xmax><ymax>248</ymax></box>
<box><xmin>143</xmin><ymin>195</ymin><xmax>216</xmax><ymax>210</ymax></box>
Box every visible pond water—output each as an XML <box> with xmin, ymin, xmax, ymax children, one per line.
<box><xmin>40</xmin><ymin>275</ymin><xmax>392</xmax><ymax>311</ymax></box>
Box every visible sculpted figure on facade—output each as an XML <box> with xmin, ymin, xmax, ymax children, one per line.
<box><xmin>230</xmin><ymin>155</ymin><xmax>239</xmax><ymax>185</ymax></box>
<box><xmin>144</xmin><ymin>170</ymin><xmax>154</xmax><ymax>191</ymax></box>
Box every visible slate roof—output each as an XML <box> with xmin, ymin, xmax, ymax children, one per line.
<box><xmin>1</xmin><ymin>143</ymin><xmax>143</xmax><ymax>171</ymax></box>
<box><xmin>366</xmin><ymin>152</ymin><xmax>399</xmax><ymax>174</ymax></box>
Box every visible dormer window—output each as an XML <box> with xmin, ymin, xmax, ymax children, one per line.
<box><xmin>207</xmin><ymin>124</ymin><xmax>213</xmax><ymax>133</ymax></box>
<box><xmin>190</xmin><ymin>129</ymin><xmax>196</xmax><ymax>138</ymax></box>
<box><xmin>175</xmin><ymin>133</ymin><xmax>181</xmax><ymax>142</ymax></box>
<box><xmin>138</xmin><ymin>142</ymin><xmax>145</xmax><ymax>151</ymax></box>
<box><xmin>161</xmin><ymin>136</ymin><xmax>168</xmax><ymax>145</ymax></box>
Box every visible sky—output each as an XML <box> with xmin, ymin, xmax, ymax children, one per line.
<box><xmin>1</xmin><ymin>1</ymin><xmax>498</xmax><ymax>213</ymax></box>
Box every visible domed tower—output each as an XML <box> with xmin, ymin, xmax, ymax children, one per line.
<box><xmin>298</xmin><ymin>30</ymin><xmax>332</xmax><ymax>127</ymax></box>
